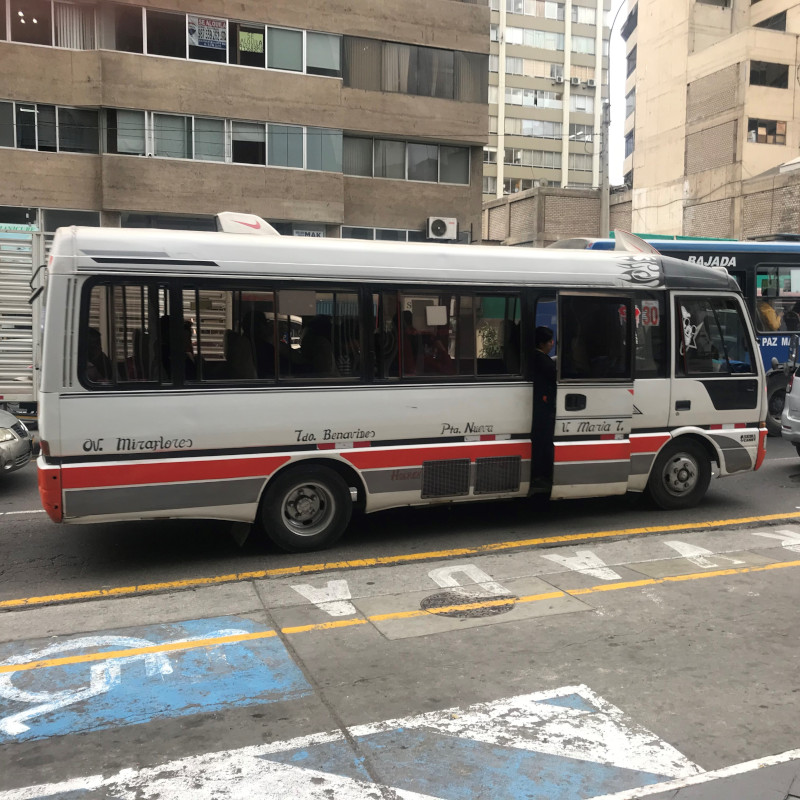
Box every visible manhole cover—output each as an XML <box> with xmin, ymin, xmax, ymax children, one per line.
<box><xmin>420</xmin><ymin>590</ymin><xmax>518</xmax><ymax>618</ymax></box>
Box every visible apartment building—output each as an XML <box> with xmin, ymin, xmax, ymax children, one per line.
<box><xmin>623</xmin><ymin>0</ymin><xmax>800</xmax><ymax>237</ymax></box>
<box><xmin>0</xmin><ymin>0</ymin><xmax>488</xmax><ymax>413</ymax></box>
<box><xmin>483</xmin><ymin>0</ymin><xmax>610</xmax><ymax>199</ymax></box>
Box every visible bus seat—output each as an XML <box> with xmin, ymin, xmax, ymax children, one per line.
<box><xmin>225</xmin><ymin>330</ymin><xmax>257</xmax><ymax>379</ymax></box>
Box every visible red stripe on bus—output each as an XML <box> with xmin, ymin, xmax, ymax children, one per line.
<box><xmin>629</xmin><ymin>433</ymin><xmax>671</xmax><ymax>454</ymax></box>
<box><xmin>317</xmin><ymin>443</ymin><xmax>336</xmax><ymax>450</ymax></box>
<box><xmin>342</xmin><ymin>442</ymin><xmax>529</xmax><ymax>470</ymax></box>
<box><xmin>554</xmin><ymin>441</ymin><xmax>630</xmax><ymax>463</ymax></box>
<box><xmin>62</xmin><ymin>455</ymin><xmax>291</xmax><ymax>490</ymax></box>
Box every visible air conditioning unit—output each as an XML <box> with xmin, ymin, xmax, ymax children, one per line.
<box><xmin>586</xmin><ymin>78</ymin><xmax>597</xmax><ymax>88</ymax></box>
<box><xmin>554</xmin><ymin>75</ymin><xmax>564</xmax><ymax>84</ymax></box>
<box><xmin>570</xmin><ymin>76</ymin><xmax>580</xmax><ymax>86</ymax></box>
<box><xmin>427</xmin><ymin>216</ymin><xmax>458</xmax><ymax>241</ymax></box>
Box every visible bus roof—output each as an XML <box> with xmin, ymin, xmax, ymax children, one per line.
<box><xmin>50</xmin><ymin>226</ymin><xmax>738</xmax><ymax>292</ymax></box>
<box><xmin>552</xmin><ymin>237</ymin><xmax>800</xmax><ymax>255</ymax></box>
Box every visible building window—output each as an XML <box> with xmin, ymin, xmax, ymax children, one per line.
<box><xmin>489</xmin><ymin>115</ymin><xmax>498</xmax><ymax>134</ymax></box>
<box><xmin>483</xmin><ymin>147</ymin><xmax>497</xmax><ymax>164</ymax></box>
<box><xmin>58</xmin><ymin>107</ymin><xmax>99</xmax><ymax>153</ymax></box>
<box><xmin>342</xmin><ymin>137</ymin><xmax>373</xmax><ymax>176</ymax></box>
<box><xmin>747</xmin><ymin>118</ymin><xmax>786</xmax><ymax>144</ymax></box>
<box><xmin>504</xmin><ymin>178</ymin><xmax>534</xmax><ymax>194</ymax></box>
<box><xmin>267</xmin><ymin>26</ymin><xmax>303</xmax><ymax>71</ymax></box>
<box><xmin>306</xmin><ymin>127</ymin><xmax>342</xmax><ymax>172</ymax></box>
<box><xmin>229</xmin><ymin>22</ymin><xmax>265</xmax><ymax>67</ymax></box>
<box><xmin>570</xmin><ymin>93</ymin><xmax>594</xmax><ymax>113</ymax></box>
<box><xmin>267</xmin><ymin>124</ymin><xmax>303</xmax><ymax>168</ymax></box>
<box><xmin>568</xmin><ymin>152</ymin><xmax>592</xmax><ymax>171</ymax></box>
<box><xmin>626</xmin><ymin>46</ymin><xmax>637</xmax><ymax>78</ymax></box>
<box><xmin>754</xmin><ymin>11</ymin><xmax>786</xmax><ymax>30</ymax></box>
<box><xmin>409</xmin><ymin>142</ymin><xmax>445</xmax><ymax>182</ymax></box>
<box><xmin>146</xmin><ymin>10</ymin><xmax>186</xmax><ymax>58</ymax></box>
<box><xmin>0</xmin><ymin>102</ymin><xmax>14</xmax><ymax>147</ymax></box>
<box><xmin>572</xmin><ymin>5</ymin><xmax>596</xmax><ymax>24</ymax></box>
<box><xmin>374</xmin><ymin>139</ymin><xmax>406</xmax><ymax>179</ymax></box>
<box><xmin>696</xmin><ymin>0</ymin><xmax>730</xmax><ymax>6</ymax></box>
<box><xmin>625</xmin><ymin>90</ymin><xmax>636</xmax><ymax>119</ymax></box>
<box><xmin>10</xmin><ymin>0</ymin><xmax>52</xmax><ymax>45</ymax></box>
<box><xmin>232</xmin><ymin>121</ymin><xmax>266</xmax><ymax>164</ymax></box>
<box><xmin>188</xmin><ymin>15</ymin><xmax>227</xmax><ymax>63</ymax></box>
<box><xmin>306</xmin><ymin>32</ymin><xmax>341</xmax><ymax>77</ymax></box>
<box><xmin>571</xmin><ymin>35</ymin><xmax>595</xmax><ymax>55</ymax></box>
<box><xmin>750</xmin><ymin>61</ymin><xmax>789</xmax><ymax>89</ymax></box>
<box><xmin>194</xmin><ymin>117</ymin><xmax>225</xmax><ymax>162</ymax></box>
<box><xmin>54</xmin><ymin>1</ymin><xmax>95</xmax><ymax>49</ymax></box>
<box><xmin>483</xmin><ymin>176</ymin><xmax>497</xmax><ymax>194</ymax></box>
<box><xmin>105</xmin><ymin>109</ymin><xmax>146</xmax><ymax>155</ymax></box>
<box><xmin>569</xmin><ymin>123</ymin><xmax>594</xmax><ymax>142</ymax></box>
<box><xmin>9</xmin><ymin>102</ymin><xmax>99</xmax><ymax>154</ymax></box>
<box><xmin>625</xmin><ymin>130</ymin><xmax>635</xmax><ymax>157</ymax></box>
<box><xmin>440</xmin><ymin>146</ymin><xmax>469</xmax><ymax>184</ymax></box>
<box><xmin>489</xmin><ymin>54</ymin><xmax>499</xmax><ymax>73</ymax></box>
<box><xmin>154</xmin><ymin>114</ymin><xmax>192</xmax><ymax>159</ymax></box>
<box><xmin>113</xmin><ymin>4</ymin><xmax>144</xmax><ymax>53</ymax></box>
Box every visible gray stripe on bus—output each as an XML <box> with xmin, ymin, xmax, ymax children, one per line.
<box><xmin>553</xmin><ymin>462</ymin><xmax>630</xmax><ymax>485</ymax></box>
<box><xmin>64</xmin><ymin>478</ymin><xmax>265</xmax><ymax>518</ymax></box>
<box><xmin>708</xmin><ymin>435</ymin><xmax>753</xmax><ymax>474</ymax></box>
<box><xmin>630</xmin><ymin>453</ymin><xmax>655</xmax><ymax>476</ymax></box>
<box><xmin>364</xmin><ymin>462</ymin><xmax>532</xmax><ymax>495</ymax></box>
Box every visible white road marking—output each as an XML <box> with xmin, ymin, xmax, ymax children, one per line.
<box><xmin>593</xmin><ymin>746</ymin><xmax>800</xmax><ymax>799</ymax></box>
<box><xmin>428</xmin><ymin>564</ymin><xmax>509</xmax><ymax>596</ymax></box>
<box><xmin>662</xmin><ymin>541</ymin><xmax>744</xmax><ymax>568</ymax></box>
<box><xmin>752</xmin><ymin>529</ymin><xmax>800</xmax><ymax>553</ymax></box>
<box><xmin>541</xmin><ymin>550</ymin><xmax>622</xmax><ymax>581</ymax></box>
<box><xmin>0</xmin><ymin>686</ymin><xmax>701</xmax><ymax>800</ymax></box>
<box><xmin>290</xmin><ymin>580</ymin><xmax>357</xmax><ymax>617</ymax></box>
<box><xmin>0</xmin><ymin>510</ymin><xmax>45</xmax><ymax>516</ymax></box>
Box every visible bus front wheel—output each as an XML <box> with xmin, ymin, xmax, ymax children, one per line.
<box><xmin>646</xmin><ymin>439</ymin><xmax>711</xmax><ymax>510</ymax></box>
<box><xmin>261</xmin><ymin>465</ymin><xmax>352</xmax><ymax>553</ymax></box>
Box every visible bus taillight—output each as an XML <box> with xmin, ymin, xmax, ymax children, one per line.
<box><xmin>754</xmin><ymin>425</ymin><xmax>768</xmax><ymax>471</ymax></box>
<box><xmin>37</xmin><ymin>461</ymin><xmax>63</xmax><ymax>522</ymax></box>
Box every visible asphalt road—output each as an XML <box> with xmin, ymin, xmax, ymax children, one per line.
<box><xmin>2</xmin><ymin>439</ymin><xmax>800</xmax><ymax>799</ymax></box>
<box><xmin>0</xmin><ymin>437</ymin><xmax>798</xmax><ymax>604</ymax></box>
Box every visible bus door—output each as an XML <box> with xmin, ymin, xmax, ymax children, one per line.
<box><xmin>552</xmin><ymin>293</ymin><xmax>635</xmax><ymax>499</ymax></box>
<box><xmin>671</xmin><ymin>294</ymin><xmax>761</xmax><ymax>465</ymax></box>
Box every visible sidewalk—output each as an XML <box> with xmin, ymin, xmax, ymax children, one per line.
<box><xmin>600</xmin><ymin>750</ymin><xmax>800</xmax><ymax>800</ymax></box>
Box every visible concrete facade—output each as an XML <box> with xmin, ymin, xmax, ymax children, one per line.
<box><xmin>480</xmin><ymin>185</ymin><xmax>630</xmax><ymax>245</ymax></box>
<box><xmin>484</xmin><ymin>0</ymin><xmax>611</xmax><ymax>201</ymax></box>
<box><xmin>623</xmin><ymin>0</ymin><xmax>800</xmax><ymax>238</ymax></box>
<box><xmin>0</xmin><ymin>0</ymin><xmax>489</xmax><ymax>240</ymax></box>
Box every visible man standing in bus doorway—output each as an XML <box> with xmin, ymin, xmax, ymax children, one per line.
<box><xmin>531</xmin><ymin>326</ymin><xmax>556</xmax><ymax>496</ymax></box>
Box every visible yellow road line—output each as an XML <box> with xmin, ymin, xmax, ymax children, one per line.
<box><xmin>3</xmin><ymin>509</ymin><xmax>799</xmax><ymax>611</ymax></box>
<box><xmin>4</xmin><ymin>557</ymin><xmax>800</xmax><ymax>676</ymax></box>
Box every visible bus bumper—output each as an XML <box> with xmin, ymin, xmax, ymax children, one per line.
<box><xmin>37</xmin><ymin>457</ymin><xmax>63</xmax><ymax>522</ymax></box>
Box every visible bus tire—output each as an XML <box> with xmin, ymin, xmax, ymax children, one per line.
<box><xmin>260</xmin><ymin>465</ymin><xmax>352</xmax><ymax>553</ymax></box>
<box><xmin>766</xmin><ymin>376</ymin><xmax>787</xmax><ymax>437</ymax></box>
<box><xmin>646</xmin><ymin>439</ymin><xmax>711</xmax><ymax>511</ymax></box>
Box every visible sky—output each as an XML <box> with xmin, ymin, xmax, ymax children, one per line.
<box><xmin>608</xmin><ymin>0</ymin><xmax>628</xmax><ymax>185</ymax></box>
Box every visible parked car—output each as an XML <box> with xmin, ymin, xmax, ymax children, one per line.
<box><xmin>0</xmin><ymin>410</ymin><xmax>33</xmax><ymax>475</ymax></box>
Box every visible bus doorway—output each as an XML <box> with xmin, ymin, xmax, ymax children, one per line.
<box><xmin>551</xmin><ymin>293</ymin><xmax>634</xmax><ymax>500</ymax></box>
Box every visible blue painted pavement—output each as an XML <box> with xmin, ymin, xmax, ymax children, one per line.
<box><xmin>0</xmin><ymin>615</ymin><xmax>311</xmax><ymax>743</ymax></box>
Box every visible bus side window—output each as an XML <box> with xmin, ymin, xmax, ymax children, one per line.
<box><xmin>560</xmin><ymin>295</ymin><xmax>631</xmax><ymax>381</ymax></box>
<box><xmin>634</xmin><ymin>294</ymin><xmax>666</xmax><ymax>379</ymax></box>
<box><xmin>676</xmin><ymin>297</ymin><xmax>754</xmax><ymax>376</ymax></box>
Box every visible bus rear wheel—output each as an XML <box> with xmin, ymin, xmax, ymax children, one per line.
<box><xmin>646</xmin><ymin>439</ymin><xmax>711</xmax><ymax>510</ymax></box>
<box><xmin>261</xmin><ymin>465</ymin><xmax>352</xmax><ymax>553</ymax></box>
<box><xmin>766</xmin><ymin>377</ymin><xmax>786</xmax><ymax>437</ymax></box>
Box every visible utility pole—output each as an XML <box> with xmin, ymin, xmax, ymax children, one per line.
<box><xmin>600</xmin><ymin>98</ymin><xmax>610</xmax><ymax>237</ymax></box>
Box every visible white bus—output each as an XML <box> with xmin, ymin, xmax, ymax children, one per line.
<box><xmin>35</xmin><ymin>217</ymin><xmax>767</xmax><ymax>552</ymax></box>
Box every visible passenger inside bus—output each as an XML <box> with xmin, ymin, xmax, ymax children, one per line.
<box><xmin>757</xmin><ymin>285</ymin><xmax>782</xmax><ymax>331</ymax></box>
<box><xmin>298</xmin><ymin>315</ymin><xmax>339</xmax><ymax>377</ymax></box>
<box><xmin>159</xmin><ymin>316</ymin><xmax>197</xmax><ymax>380</ymax></box>
<box><xmin>86</xmin><ymin>327</ymin><xmax>113</xmax><ymax>383</ymax></box>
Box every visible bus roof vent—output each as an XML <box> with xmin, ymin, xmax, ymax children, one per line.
<box><xmin>215</xmin><ymin>212</ymin><xmax>281</xmax><ymax>236</ymax></box>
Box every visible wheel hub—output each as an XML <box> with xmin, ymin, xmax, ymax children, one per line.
<box><xmin>664</xmin><ymin>455</ymin><xmax>697</xmax><ymax>495</ymax></box>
